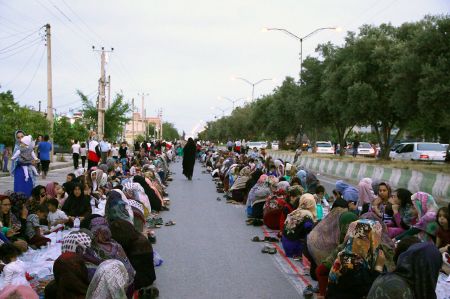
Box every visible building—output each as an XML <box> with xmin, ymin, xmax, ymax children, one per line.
<box><xmin>124</xmin><ymin>111</ymin><xmax>162</xmax><ymax>144</ymax></box>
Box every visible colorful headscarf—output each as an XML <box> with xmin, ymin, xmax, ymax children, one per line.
<box><xmin>46</xmin><ymin>182</ymin><xmax>57</xmax><ymax>199</ymax></box>
<box><xmin>328</xmin><ymin>219</ymin><xmax>382</xmax><ymax>284</ymax></box>
<box><xmin>299</xmin><ymin>193</ymin><xmax>317</xmax><ymax>220</ymax></box>
<box><xmin>85</xmin><ymin>259</ymin><xmax>129</xmax><ymax>299</ymax></box>
<box><xmin>357</xmin><ymin>178</ymin><xmax>375</xmax><ymax>207</ymax></box>
<box><xmin>105</xmin><ymin>190</ymin><xmax>133</xmax><ymax>225</ymax></box>
<box><xmin>62</xmin><ymin>231</ymin><xmax>92</xmax><ymax>254</ymax></box>
<box><xmin>411</xmin><ymin>192</ymin><xmax>438</xmax><ymax>237</ymax></box>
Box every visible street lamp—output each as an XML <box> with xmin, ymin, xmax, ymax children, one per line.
<box><xmin>211</xmin><ymin>106</ymin><xmax>230</xmax><ymax>117</ymax></box>
<box><xmin>263</xmin><ymin>26</ymin><xmax>341</xmax><ymax>81</ymax></box>
<box><xmin>217</xmin><ymin>96</ymin><xmax>246</xmax><ymax>110</ymax></box>
<box><xmin>231</xmin><ymin>77</ymin><xmax>275</xmax><ymax>101</ymax></box>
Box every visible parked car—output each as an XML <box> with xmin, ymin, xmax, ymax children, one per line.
<box><xmin>315</xmin><ymin>141</ymin><xmax>334</xmax><ymax>154</ymax></box>
<box><xmin>247</xmin><ymin>141</ymin><xmax>268</xmax><ymax>150</ymax></box>
<box><xmin>357</xmin><ymin>142</ymin><xmax>376</xmax><ymax>157</ymax></box>
<box><xmin>389</xmin><ymin>143</ymin><xmax>405</xmax><ymax>159</ymax></box>
<box><xmin>391</xmin><ymin>142</ymin><xmax>446</xmax><ymax>162</ymax></box>
<box><xmin>271</xmin><ymin>141</ymin><xmax>279</xmax><ymax>150</ymax></box>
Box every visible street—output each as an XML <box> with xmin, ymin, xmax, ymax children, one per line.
<box><xmin>153</xmin><ymin>160</ymin><xmax>312</xmax><ymax>299</ymax></box>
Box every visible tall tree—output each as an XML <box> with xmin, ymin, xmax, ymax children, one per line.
<box><xmin>162</xmin><ymin>122</ymin><xmax>180</xmax><ymax>140</ymax></box>
<box><xmin>78</xmin><ymin>90</ymin><xmax>131</xmax><ymax>140</ymax></box>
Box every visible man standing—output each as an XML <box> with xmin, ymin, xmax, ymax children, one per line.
<box><xmin>38</xmin><ymin>135</ymin><xmax>52</xmax><ymax>179</ymax></box>
<box><xmin>88</xmin><ymin>132</ymin><xmax>101</xmax><ymax>169</ymax></box>
<box><xmin>99</xmin><ymin>139</ymin><xmax>110</xmax><ymax>164</ymax></box>
<box><xmin>352</xmin><ymin>138</ymin><xmax>360</xmax><ymax>158</ymax></box>
<box><xmin>71</xmin><ymin>140</ymin><xmax>80</xmax><ymax>169</ymax></box>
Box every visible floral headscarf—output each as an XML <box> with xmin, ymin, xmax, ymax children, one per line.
<box><xmin>411</xmin><ymin>192</ymin><xmax>438</xmax><ymax>238</ymax></box>
<box><xmin>299</xmin><ymin>193</ymin><xmax>317</xmax><ymax>220</ymax></box>
<box><xmin>85</xmin><ymin>260</ymin><xmax>129</xmax><ymax>299</ymax></box>
<box><xmin>328</xmin><ymin>219</ymin><xmax>382</xmax><ymax>284</ymax></box>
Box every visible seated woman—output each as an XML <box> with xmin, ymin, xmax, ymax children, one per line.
<box><xmin>357</xmin><ymin>177</ymin><xmax>375</xmax><ymax>214</ymax></box>
<box><xmin>246</xmin><ymin>174</ymin><xmax>269</xmax><ymax>219</ymax></box>
<box><xmin>278</xmin><ymin>185</ymin><xmax>303</xmax><ymax>237</ymax></box>
<box><xmin>370</xmin><ymin>182</ymin><xmax>392</xmax><ymax>222</ymax></box>
<box><xmin>263</xmin><ymin>181</ymin><xmax>290</xmax><ymax>230</ymax></box>
<box><xmin>395</xmin><ymin>191</ymin><xmax>438</xmax><ymax>242</ymax></box>
<box><xmin>367</xmin><ymin>242</ymin><xmax>442</xmax><ymax>299</ymax></box>
<box><xmin>281</xmin><ymin>193</ymin><xmax>317</xmax><ymax>258</ymax></box>
<box><xmin>326</xmin><ymin>219</ymin><xmax>386</xmax><ymax>299</ymax></box>
<box><xmin>89</xmin><ymin>217</ymin><xmax>135</xmax><ymax>285</ymax></box>
<box><xmin>229</xmin><ymin>166</ymin><xmax>251</xmax><ymax>203</ymax></box>
<box><xmin>110</xmin><ymin>219</ymin><xmax>157</xmax><ymax>291</ymax></box>
<box><xmin>61</xmin><ymin>183</ymin><xmax>92</xmax><ymax>225</ymax></box>
<box><xmin>387</xmin><ymin>188</ymin><xmax>417</xmax><ymax>238</ymax></box>
<box><xmin>313</xmin><ymin>211</ymin><xmax>358</xmax><ymax>296</ymax></box>
<box><xmin>86</xmin><ymin>259</ymin><xmax>129</xmax><ymax>299</ymax></box>
<box><xmin>44</xmin><ymin>253</ymin><xmax>89</xmax><ymax>299</ymax></box>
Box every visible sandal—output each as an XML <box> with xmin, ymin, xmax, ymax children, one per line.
<box><xmin>216</xmin><ymin>197</ymin><xmax>222</xmax><ymax>201</ymax></box>
<box><xmin>251</xmin><ymin>236</ymin><xmax>262</xmax><ymax>242</ymax></box>
<box><xmin>164</xmin><ymin>220</ymin><xmax>176</xmax><ymax>226</ymax></box>
<box><xmin>268</xmin><ymin>247</ymin><xmax>277</xmax><ymax>254</ymax></box>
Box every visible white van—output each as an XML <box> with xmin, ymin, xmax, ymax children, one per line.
<box><xmin>315</xmin><ymin>141</ymin><xmax>334</xmax><ymax>154</ymax></box>
<box><xmin>392</xmin><ymin>142</ymin><xmax>446</xmax><ymax>162</ymax></box>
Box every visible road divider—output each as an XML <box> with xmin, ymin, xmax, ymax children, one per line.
<box><xmin>270</xmin><ymin>152</ymin><xmax>450</xmax><ymax>205</ymax></box>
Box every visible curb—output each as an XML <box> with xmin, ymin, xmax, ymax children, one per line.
<box><xmin>270</xmin><ymin>151</ymin><xmax>450</xmax><ymax>205</ymax></box>
<box><xmin>0</xmin><ymin>161</ymin><xmax>73</xmax><ymax>178</ymax></box>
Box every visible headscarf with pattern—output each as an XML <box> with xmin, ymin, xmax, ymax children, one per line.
<box><xmin>85</xmin><ymin>260</ymin><xmax>129</xmax><ymax>299</ymax></box>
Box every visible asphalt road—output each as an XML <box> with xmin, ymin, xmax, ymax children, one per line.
<box><xmin>153</xmin><ymin>160</ymin><xmax>314</xmax><ymax>299</ymax></box>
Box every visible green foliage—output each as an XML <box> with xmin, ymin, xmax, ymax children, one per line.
<box><xmin>78</xmin><ymin>90</ymin><xmax>131</xmax><ymax>140</ymax></box>
<box><xmin>53</xmin><ymin>117</ymin><xmax>89</xmax><ymax>149</ymax></box>
<box><xmin>0</xmin><ymin>91</ymin><xmax>50</xmax><ymax>147</ymax></box>
<box><xmin>135</xmin><ymin>134</ymin><xmax>146</xmax><ymax>143</ymax></box>
<box><xmin>199</xmin><ymin>15</ymin><xmax>450</xmax><ymax>159</ymax></box>
<box><xmin>162</xmin><ymin>122</ymin><xmax>180</xmax><ymax>141</ymax></box>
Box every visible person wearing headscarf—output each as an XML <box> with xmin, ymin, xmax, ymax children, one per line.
<box><xmin>110</xmin><ymin>219</ymin><xmax>156</xmax><ymax>290</ymax></box>
<box><xmin>367</xmin><ymin>242</ymin><xmax>442</xmax><ymax>299</ymax></box>
<box><xmin>85</xmin><ymin>259</ymin><xmax>129</xmax><ymax>299</ymax></box>
<box><xmin>387</xmin><ymin>188</ymin><xmax>417</xmax><ymax>238</ymax></box>
<box><xmin>104</xmin><ymin>190</ymin><xmax>133</xmax><ymax>225</ymax></box>
<box><xmin>335</xmin><ymin>180</ymin><xmax>350</xmax><ymax>195</ymax></box>
<box><xmin>281</xmin><ymin>193</ymin><xmax>317</xmax><ymax>258</ymax></box>
<box><xmin>182</xmin><ymin>138</ymin><xmax>196</xmax><ymax>180</ymax></box>
<box><xmin>395</xmin><ymin>191</ymin><xmax>438</xmax><ymax>242</ymax></box>
<box><xmin>0</xmin><ymin>285</ymin><xmax>38</xmax><ymax>299</ymax></box>
<box><xmin>263</xmin><ymin>181</ymin><xmax>290</xmax><ymax>229</ymax></box>
<box><xmin>61</xmin><ymin>230</ymin><xmax>103</xmax><ymax>280</ymax></box>
<box><xmin>90</xmin><ymin>169</ymin><xmax>107</xmax><ymax>192</ymax></box>
<box><xmin>122</xmin><ymin>181</ymin><xmax>151</xmax><ymax>216</ymax></box>
<box><xmin>246</xmin><ymin>174</ymin><xmax>269</xmax><ymax>218</ymax></box>
<box><xmin>44</xmin><ymin>253</ymin><xmax>90</xmax><ymax>299</ymax></box>
<box><xmin>61</xmin><ymin>183</ymin><xmax>92</xmax><ymax>223</ymax></box>
<box><xmin>133</xmin><ymin>175</ymin><xmax>162</xmax><ymax>212</ymax></box>
<box><xmin>273</xmin><ymin>159</ymin><xmax>284</xmax><ymax>178</ymax></box>
<box><xmin>277</xmin><ymin>185</ymin><xmax>304</xmax><ymax>237</ymax></box>
<box><xmin>357</xmin><ymin>178</ymin><xmax>375</xmax><ymax>214</ymax></box>
<box><xmin>313</xmin><ymin>211</ymin><xmax>359</xmax><ymax>296</ymax></box>
<box><xmin>245</xmin><ymin>168</ymin><xmax>263</xmax><ymax>192</ymax></box>
<box><xmin>11</xmin><ymin>130</ymin><xmax>34</xmax><ymax>197</ymax></box>
<box><xmin>229</xmin><ymin>166</ymin><xmax>251</xmax><ymax>203</ymax></box>
<box><xmin>370</xmin><ymin>182</ymin><xmax>392</xmax><ymax>221</ymax></box>
<box><xmin>326</xmin><ymin>219</ymin><xmax>386</xmax><ymax>299</ymax></box>
<box><xmin>89</xmin><ymin>217</ymin><xmax>135</xmax><ymax>285</ymax></box>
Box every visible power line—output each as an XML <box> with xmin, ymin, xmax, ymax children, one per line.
<box><xmin>15</xmin><ymin>47</ymin><xmax>45</xmax><ymax>100</ymax></box>
<box><xmin>0</xmin><ymin>28</ymin><xmax>42</xmax><ymax>52</ymax></box>
<box><xmin>4</xmin><ymin>42</ymin><xmax>43</xmax><ymax>86</ymax></box>
<box><xmin>0</xmin><ymin>37</ymin><xmax>43</xmax><ymax>54</ymax></box>
<box><xmin>0</xmin><ymin>39</ymin><xmax>43</xmax><ymax>60</ymax></box>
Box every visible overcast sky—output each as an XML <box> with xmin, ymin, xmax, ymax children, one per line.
<box><xmin>1</xmin><ymin>0</ymin><xmax>448</xmax><ymax>136</ymax></box>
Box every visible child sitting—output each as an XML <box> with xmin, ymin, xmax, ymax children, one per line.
<box><xmin>11</xmin><ymin>135</ymin><xmax>38</xmax><ymax>182</ymax></box>
<box><xmin>0</xmin><ymin>243</ymin><xmax>28</xmax><ymax>286</ymax></box>
<box><xmin>436</xmin><ymin>207</ymin><xmax>450</xmax><ymax>253</ymax></box>
<box><xmin>26</xmin><ymin>205</ymin><xmax>50</xmax><ymax>248</ymax></box>
<box><xmin>46</xmin><ymin>198</ymin><xmax>69</xmax><ymax>227</ymax></box>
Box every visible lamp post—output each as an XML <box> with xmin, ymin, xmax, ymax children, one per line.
<box><xmin>211</xmin><ymin>106</ymin><xmax>230</xmax><ymax>118</ymax></box>
<box><xmin>231</xmin><ymin>77</ymin><xmax>274</xmax><ymax>101</ymax></box>
<box><xmin>217</xmin><ymin>96</ymin><xmax>246</xmax><ymax>110</ymax></box>
<box><xmin>263</xmin><ymin>26</ymin><xmax>340</xmax><ymax>81</ymax></box>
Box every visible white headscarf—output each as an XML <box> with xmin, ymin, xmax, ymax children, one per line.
<box><xmin>85</xmin><ymin>259</ymin><xmax>129</xmax><ymax>299</ymax></box>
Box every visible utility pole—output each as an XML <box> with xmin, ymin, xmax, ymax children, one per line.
<box><xmin>45</xmin><ymin>24</ymin><xmax>54</xmax><ymax>161</ymax></box>
<box><xmin>92</xmin><ymin>46</ymin><xmax>113</xmax><ymax>140</ymax></box>
<box><xmin>158</xmin><ymin>108</ymin><xmax>163</xmax><ymax>140</ymax></box>
<box><xmin>38</xmin><ymin>100</ymin><xmax>41</xmax><ymax>112</ymax></box>
<box><xmin>107</xmin><ymin>75</ymin><xmax>111</xmax><ymax>109</ymax></box>
<box><xmin>131</xmin><ymin>98</ymin><xmax>135</xmax><ymax>145</ymax></box>
<box><xmin>138</xmin><ymin>92</ymin><xmax>149</xmax><ymax>139</ymax></box>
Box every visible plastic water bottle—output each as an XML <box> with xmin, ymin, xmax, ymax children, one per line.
<box><xmin>56</xmin><ymin>230</ymin><xmax>62</xmax><ymax>243</ymax></box>
<box><xmin>73</xmin><ymin>217</ymin><xmax>80</xmax><ymax>231</ymax></box>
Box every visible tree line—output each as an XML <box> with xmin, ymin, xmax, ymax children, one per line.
<box><xmin>0</xmin><ymin>90</ymin><xmax>179</xmax><ymax>148</ymax></box>
<box><xmin>198</xmin><ymin>15</ymin><xmax>450</xmax><ymax>159</ymax></box>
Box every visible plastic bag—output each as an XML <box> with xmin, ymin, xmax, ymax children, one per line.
<box><xmin>153</xmin><ymin>250</ymin><xmax>163</xmax><ymax>267</ymax></box>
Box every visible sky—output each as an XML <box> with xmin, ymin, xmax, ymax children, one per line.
<box><xmin>1</xmin><ymin>0</ymin><xmax>449</xmax><ymax>137</ymax></box>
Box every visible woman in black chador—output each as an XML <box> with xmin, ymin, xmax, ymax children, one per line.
<box><xmin>182</xmin><ymin>138</ymin><xmax>196</xmax><ymax>180</ymax></box>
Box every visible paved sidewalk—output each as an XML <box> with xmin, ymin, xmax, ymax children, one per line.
<box><xmin>0</xmin><ymin>154</ymin><xmax>73</xmax><ymax>178</ymax></box>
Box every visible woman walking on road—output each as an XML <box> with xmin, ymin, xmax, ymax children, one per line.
<box><xmin>182</xmin><ymin>138</ymin><xmax>196</xmax><ymax>180</ymax></box>
<box><xmin>38</xmin><ymin>135</ymin><xmax>52</xmax><ymax>179</ymax></box>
